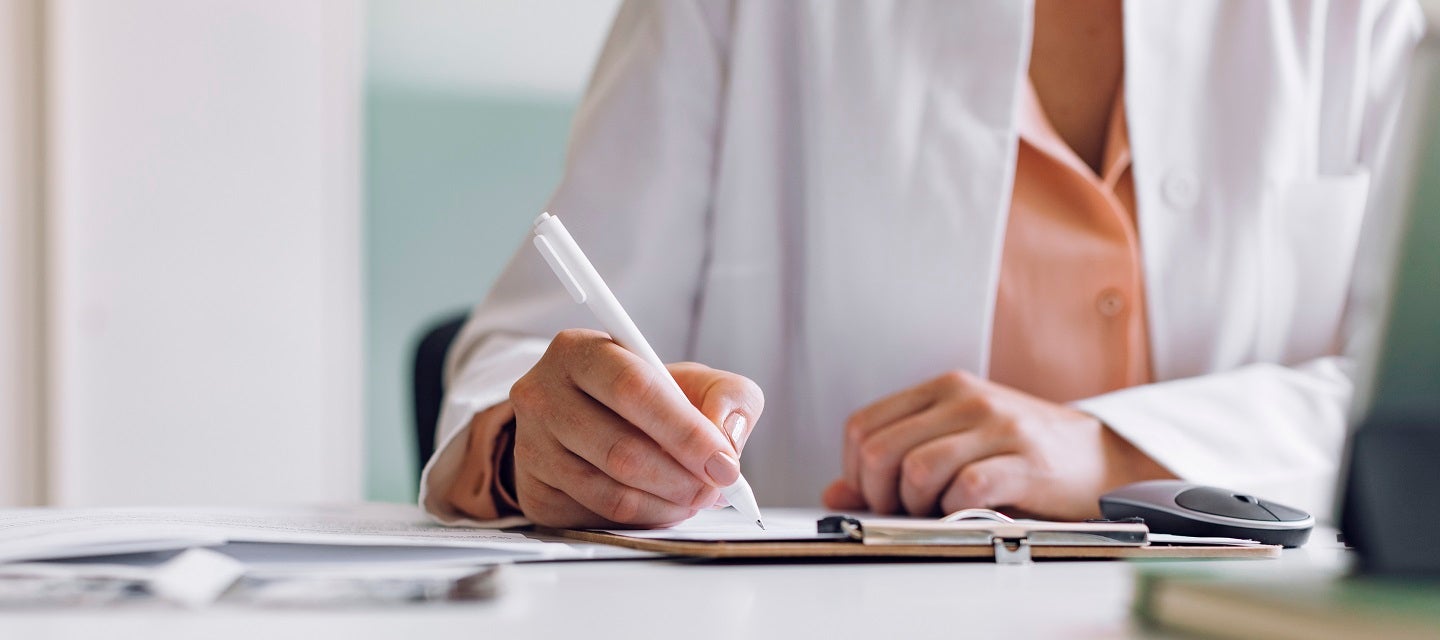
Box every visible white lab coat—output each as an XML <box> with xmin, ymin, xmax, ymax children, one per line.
<box><xmin>424</xmin><ymin>0</ymin><xmax>1425</xmax><ymax>522</ymax></box>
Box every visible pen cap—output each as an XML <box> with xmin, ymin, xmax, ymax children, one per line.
<box><xmin>533</xmin><ymin>234</ymin><xmax>588</xmax><ymax>304</ymax></box>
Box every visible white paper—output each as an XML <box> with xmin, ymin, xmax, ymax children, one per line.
<box><xmin>0</xmin><ymin>503</ymin><xmax>579</xmax><ymax>564</ymax></box>
<box><xmin>147</xmin><ymin>548</ymin><xmax>246</xmax><ymax>607</ymax></box>
<box><xmin>600</xmin><ymin>507</ymin><xmax>848</xmax><ymax>541</ymax></box>
<box><xmin>211</xmin><ymin>541</ymin><xmax>538</xmax><ymax>572</ymax></box>
<box><xmin>1147</xmin><ymin>533</ymin><xmax>1265</xmax><ymax>546</ymax></box>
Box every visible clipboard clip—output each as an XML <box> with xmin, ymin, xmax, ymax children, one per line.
<box><xmin>942</xmin><ymin>509</ymin><xmax>1032</xmax><ymax>564</ymax></box>
<box><xmin>817</xmin><ymin>515</ymin><xmax>863</xmax><ymax>539</ymax></box>
<box><xmin>817</xmin><ymin>513</ymin><xmax>1035</xmax><ymax>564</ymax></box>
<box><xmin>991</xmin><ymin>538</ymin><xmax>1032</xmax><ymax>565</ymax></box>
<box><xmin>816</xmin><ymin>510</ymin><xmax>1147</xmax><ymax>565</ymax></box>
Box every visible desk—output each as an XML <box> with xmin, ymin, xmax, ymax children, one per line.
<box><xmin>0</xmin><ymin>530</ymin><xmax>1349</xmax><ymax>640</ymax></box>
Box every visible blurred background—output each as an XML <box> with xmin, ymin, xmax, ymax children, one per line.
<box><xmin>365</xmin><ymin>0</ymin><xmax>617</xmax><ymax>501</ymax></box>
<box><xmin>0</xmin><ymin>0</ymin><xmax>619</xmax><ymax>507</ymax></box>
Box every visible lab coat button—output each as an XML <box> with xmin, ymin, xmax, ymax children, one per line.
<box><xmin>1096</xmin><ymin>289</ymin><xmax>1126</xmax><ymax>317</ymax></box>
<box><xmin>1162</xmin><ymin>171</ymin><xmax>1199</xmax><ymax>210</ymax></box>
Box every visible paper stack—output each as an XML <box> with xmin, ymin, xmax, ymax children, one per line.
<box><xmin>0</xmin><ymin>503</ymin><xmax>586</xmax><ymax>607</ymax></box>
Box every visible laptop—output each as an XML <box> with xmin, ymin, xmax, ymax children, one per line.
<box><xmin>1336</xmin><ymin>4</ymin><xmax>1440</xmax><ymax>576</ymax></box>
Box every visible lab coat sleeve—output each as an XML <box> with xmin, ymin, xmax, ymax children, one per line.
<box><xmin>1073</xmin><ymin>358</ymin><xmax>1352</xmax><ymax>519</ymax></box>
<box><xmin>419</xmin><ymin>0</ymin><xmax>732</xmax><ymax>524</ymax></box>
<box><xmin>1077</xmin><ymin>0</ymin><xmax>1425</xmax><ymax>520</ymax></box>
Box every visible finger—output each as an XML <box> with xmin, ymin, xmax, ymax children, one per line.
<box><xmin>898</xmin><ymin>430</ymin><xmax>1010</xmax><ymax>516</ymax></box>
<box><xmin>528</xmin><ymin>446</ymin><xmax>698</xmax><ymax>527</ymax></box>
<box><xmin>669</xmin><ymin>362</ymin><xmax>765</xmax><ymax>454</ymax></box>
<box><xmin>856</xmin><ymin>406</ymin><xmax>981</xmax><ymax>515</ymax></box>
<box><xmin>843</xmin><ymin>371</ymin><xmax>976</xmax><ymax>490</ymax></box>
<box><xmin>554</xmin><ymin>331</ymin><xmax>739</xmax><ymax>488</ymax></box>
<box><xmin>821</xmin><ymin>479</ymin><xmax>868</xmax><ymax>511</ymax></box>
<box><xmin>517</xmin><ymin>475</ymin><xmax>694</xmax><ymax>530</ymax></box>
<box><xmin>544</xmin><ymin>390</ymin><xmax>719</xmax><ymax>509</ymax></box>
<box><xmin>938</xmin><ymin>454</ymin><xmax>1031</xmax><ymax>515</ymax></box>
<box><xmin>515</xmin><ymin>474</ymin><xmax>609</xmax><ymax>529</ymax></box>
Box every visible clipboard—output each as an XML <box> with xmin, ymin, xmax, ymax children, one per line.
<box><xmin>542</xmin><ymin>509</ymin><xmax>1280</xmax><ymax>564</ymax></box>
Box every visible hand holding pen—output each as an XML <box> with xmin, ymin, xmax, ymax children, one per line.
<box><xmin>502</xmin><ymin>213</ymin><xmax>766</xmax><ymax>529</ymax></box>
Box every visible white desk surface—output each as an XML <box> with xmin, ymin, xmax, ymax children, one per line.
<box><xmin>0</xmin><ymin>529</ymin><xmax>1350</xmax><ymax>640</ymax></box>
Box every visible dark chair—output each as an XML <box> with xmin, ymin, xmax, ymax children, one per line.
<box><xmin>411</xmin><ymin>311</ymin><xmax>470</xmax><ymax>480</ymax></box>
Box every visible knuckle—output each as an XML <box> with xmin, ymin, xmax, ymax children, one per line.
<box><xmin>605</xmin><ymin>486</ymin><xmax>644</xmax><ymax>524</ymax></box>
<box><xmin>858</xmin><ymin>439</ymin><xmax>892</xmax><ymax>470</ymax></box>
<box><xmin>551</xmin><ymin>328</ymin><xmax>589</xmax><ymax>351</ymax></box>
<box><xmin>713</xmin><ymin>375</ymin><xmax>765</xmax><ymax>423</ymax></box>
<box><xmin>611</xmin><ymin>360</ymin><xmax>660</xmax><ymax>404</ymax></box>
<box><xmin>900</xmin><ymin>453</ymin><xmax>932</xmax><ymax>489</ymax></box>
<box><xmin>509</xmin><ymin>375</ymin><xmax>543</xmax><ymax>408</ymax></box>
<box><xmin>674</xmin><ymin>421</ymin><xmax>719</xmax><ymax>464</ymax></box>
<box><xmin>516</xmin><ymin>478</ymin><xmax>552</xmax><ymax>519</ymax></box>
<box><xmin>957</xmin><ymin>466</ymin><xmax>990</xmax><ymax>499</ymax></box>
<box><xmin>968</xmin><ymin>392</ymin><xmax>998</xmax><ymax>416</ymax></box>
<box><xmin>939</xmin><ymin>370</ymin><xmax>971</xmax><ymax>390</ymax></box>
<box><xmin>843</xmin><ymin>415</ymin><xmax>868</xmax><ymax>446</ymax></box>
<box><xmin>989</xmin><ymin>417</ymin><xmax>1021</xmax><ymax>442</ymax></box>
<box><xmin>603</xmin><ymin>436</ymin><xmax>649</xmax><ymax>481</ymax></box>
<box><xmin>510</xmin><ymin>424</ymin><xmax>545</xmax><ymax>462</ymax></box>
<box><xmin>511</xmin><ymin>432</ymin><xmax>537</xmax><ymax>463</ymax></box>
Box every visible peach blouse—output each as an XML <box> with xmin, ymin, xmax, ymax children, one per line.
<box><xmin>989</xmin><ymin>79</ymin><xmax>1152</xmax><ymax>403</ymax></box>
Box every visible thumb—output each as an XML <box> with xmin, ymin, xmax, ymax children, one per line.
<box><xmin>668</xmin><ymin>362</ymin><xmax>765</xmax><ymax>455</ymax></box>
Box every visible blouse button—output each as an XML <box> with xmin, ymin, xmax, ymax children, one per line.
<box><xmin>1096</xmin><ymin>289</ymin><xmax>1127</xmax><ymax>317</ymax></box>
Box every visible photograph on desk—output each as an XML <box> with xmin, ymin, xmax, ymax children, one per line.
<box><xmin>2</xmin><ymin>0</ymin><xmax>1439</xmax><ymax>637</ymax></box>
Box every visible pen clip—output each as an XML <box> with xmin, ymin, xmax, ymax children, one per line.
<box><xmin>533</xmin><ymin>234</ymin><xmax>588</xmax><ymax>304</ymax></box>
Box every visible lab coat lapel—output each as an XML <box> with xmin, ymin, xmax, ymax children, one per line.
<box><xmin>798</xmin><ymin>1</ymin><xmax>1032</xmax><ymax>419</ymax></box>
<box><xmin>1124</xmin><ymin>1</ymin><xmax>1304</xmax><ymax>380</ymax></box>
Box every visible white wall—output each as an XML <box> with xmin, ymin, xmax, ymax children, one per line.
<box><xmin>0</xmin><ymin>0</ymin><xmax>44</xmax><ymax>506</ymax></box>
<box><xmin>44</xmin><ymin>0</ymin><xmax>364</xmax><ymax>506</ymax></box>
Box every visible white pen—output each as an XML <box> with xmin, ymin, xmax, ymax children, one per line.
<box><xmin>531</xmin><ymin>212</ymin><xmax>766</xmax><ymax>530</ymax></box>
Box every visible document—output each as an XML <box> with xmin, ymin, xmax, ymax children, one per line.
<box><xmin>0</xmin><ymin>547</ymin><xmax>504</xmax><ymax>608</ymax></box>
<box><xmin>601</xmin><ymin>509</ymin><xmax>1265</xmax><ymax>546</ymax></box>
<box><xmin>1147</xmin><ymin>533</ymin><xmax>1265</xmax><ymax>547</ymax></box>
<box><xmin>600</xmin><ymin>507</ymin><xmax>848</xmax><ymax>542</ymax></box>
<box><xmin>0</xmin><ymin>504</ymin><xmax>660</xmax><ymax>608</ymax></box>
<box><xmin>0</xmin><ymin>503</ymin><xmax>578</xmax><ymax>564</ymax></box>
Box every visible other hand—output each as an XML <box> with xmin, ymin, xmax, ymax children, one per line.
<box><xmin>822</xmin><ymin>371</ymin><xmax>1171</xmax><ymax>520</ymax></box>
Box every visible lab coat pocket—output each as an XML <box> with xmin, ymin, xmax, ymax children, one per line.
<box><xmin>1260</xmin><ymin>171</ymin><xmax>1371</xmax><ymax>363</ymax></box>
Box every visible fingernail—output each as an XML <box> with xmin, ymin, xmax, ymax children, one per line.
<box><xmin>705</xmin><ymin>450</ymin><xmax>741</xmax><ymax>487</ymax></box>
<box><xmin>724</xmin><ymin>413</ymin><xmax>750</xmax><ymax>451</ymax></box>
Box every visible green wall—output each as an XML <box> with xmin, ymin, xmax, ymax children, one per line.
<box><xmin>364</xmin><ymin>89</ymin><xmax>575</xmax><ymax>501</ymax></box>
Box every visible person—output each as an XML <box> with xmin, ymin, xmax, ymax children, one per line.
<box><xmin>421</xmin><ymin>0</ymin><xmax>1424</xmax><ymax>528</ymax></box>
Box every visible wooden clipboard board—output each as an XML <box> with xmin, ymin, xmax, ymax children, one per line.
<box><xmin>541</xmin><ymin>527</ymin><xmax>1281</xmax><ymax>562</ymax></box>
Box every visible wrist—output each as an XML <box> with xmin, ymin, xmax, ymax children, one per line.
<box><xmin>1098</xmin><ymin>421</ymin><xmax>1175</xmax><ymax>491</ymax></box>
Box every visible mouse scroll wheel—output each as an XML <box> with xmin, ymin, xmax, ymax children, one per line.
<box><xmin>1174</xmin><ymin>488</ymin><xmax>1279</xmax><ymax>521</ymax></box>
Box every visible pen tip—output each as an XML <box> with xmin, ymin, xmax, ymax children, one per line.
<box><xmin>757</xmin><ymin>520</ymin><xmax>765</xmax><ymax>531</ymax></box>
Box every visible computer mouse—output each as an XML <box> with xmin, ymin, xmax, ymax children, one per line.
<box><xmin>1099</xmin><ymin>480</ymin><xmax>1314</xmax><ymax>547</ymax></box>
